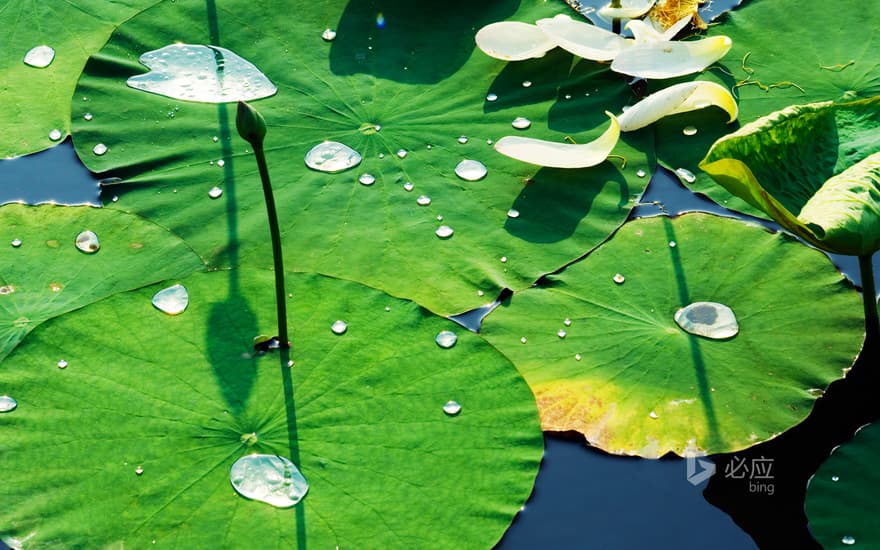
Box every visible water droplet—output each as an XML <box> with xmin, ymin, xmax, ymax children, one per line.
<box><xmin>48</xmin><ymin>282</ymin><xmax>63</xmax><ymax>293</ymax></box>
<box><xmin>331</xmin><ymin>320</ymin><xmax>348</xmax><ymax>334</ymax></box>
<box><xmin>841</xmin><ymin>536</ymin><xmax>856</xmax><ymax>546</ymax></box>
<box><xmin>457</xmin><ymin>135</ymin><xmax>469</xmax><ymax>144</ymax></box>
<box><xmin>84</xmin><ymin>113</ymin><xmax>93</xmax><ymax>121</ymax></box>
<box><xmin>396</xmin><ymin>149</ymin><xmax>407</xmax><ymax>159</ymax></box>
<box><xmin>563</xmin><ymin>318</ymin><xmax>572</xmax><ymax>326</ymax></box>
<box><xmin>49</xmin><ymin>129</ymin><xmax>62</xmax><ymax>141</ymax></box>
<box><xmin>674</xmin><ymin>302</ymin><xmax>739</xmax><ymax>340</ymax></box>
<box><xmin>426</xmin><ymin>144</ymin><xmax>433</xmax><ymax>150</ymax></box>
<box><xmin>11</xmin><ymin>239</ymin><xmax>22</xmax><ymax>248</ymax></box>
<box><xmin>75</xmin><ymin>231</ymin><xmax>100</xmax><ymax>254</ymax></box>
<box><xmin>486</xmin><ymin>93</ymin><xmax>498</xmax><ymax>102</ymax></box>
<box><xmin>24</xmin><ymin>45</ymin><xmax>55</xmax><ymax>68</ymax></box>
<box><xmin>500</xmin><ymin>256</ymin><xmax>508</xmax><ymax>263</ymax></box>
<box><xmin>435</xmin><ymin>330</ymin><xmax>457</xmax><ymax>348</ymax></box>
<box><xmin>613</xmin><ymin>273</ymin><xmax>625</xmax><ymax>284</ymax></box>
<box><xmin>416</xmin><ymin>195</ymin><xmax>431</xmax><ymax>206</ymax></box>
<box><xmin>152</xmin><ymin>284</ymin><xmax>189</xmax><ymax>315</ymax></box>
<box><xmin>230</xmin><ymin>454</ymin><xmax>308</xmax><ymax>508</ymax></box>
<box><xmin>93</xmin><ymin>143</ymin><xmax>108</xmax><ymax>156</ymax></box>
<box><xmin>443</xmin><ymin>400</ymin><xmax>462</xmax><ymax>416</ymax></box>
<box><xmin>669</xmin><ymin>241</ymin><xmax>677</xmax><ymax>248</ymax></box>
<box><xmin>477</xmin><ymin>290</ymin><xmax>484</xmax><ymax>297</ymax></box>
<box><xmin>305</xmin><ymin>141</ymin><xmax>362</xmax><ymax>173</ymax></box>
<box><xmin>831</xmin><ymin>475</ymin><xmax>840</xmax><ymax>482</ymax></box>
<box><xmin>511</xmin><ymin>117</ymin><xmax>531</xmax><ymax>130</ymax></box>
<box><xmin>507</xmin><ymin>208</ymin><xmax>520</xmax><ymax>219</ymax></box>
<box><xmin>57</xmin><ymin>359</ymin><xmax>68</xmax><ymax>369</ymax></box>
<box><xmin>564</xmin><ymin>94</ymin><xmax>572</xmax><ymax>100</ymax></box>
<box><xmin>208</xmin><ymin>186</ymin><xmax>223</xmax><ymax>199</ymax></box>
<box><xmin>126</xmin><ymin>44</ymin><xmax>277</xmax><ymax>103</ymax></box>
<box><xmin>0</xmin><ymin>395</ymin><xmax>17</xmax><ymax>413</ymax></box>
<box><xmin>378</xmin><ymin>153</ymin><xmax>385</xmax><ymax>159</ymax></box>
<box><xmin>455</xmin><ymin>159</ymin><xmax>487</xmax><ymax>181</ymax></box>
<box><xmin>486</xmin><ymin>139</ymin><xmax>493</xmax><ymax>145</ymax></box>
<box><xmin>111</xmin><ymin>195</ymin><xmax>119</xmax><ymax>202</ymax></box>
<box><xmin>522</xmin><ymin>80</ymin><xmax>532</xmax><ymax>88</ymax></box>
<box><xmin>358</xmin><ymin>173</ymin><xmax>375</xmax><ymax>186</ymax></box>
<box><xmin>403</xmin><ymin>182</ymin><xmax>414</xmax><ymax>192</ymax></box>
<box><xmin>520</xmin><ymin>337</ymin><xmax>528</xmax><ymax>344</ymax></box>
<box><xmin>682</xmin><ymin>126</ymin><xmax>698</xmax><ymax>136</ymax></box>
<box><xmin>675</xmin><ymin>168</ymin><xmax>696</xmax><ymax>183</ymax></box>
<box><xmin>436</xmin><ymin>215</ymin><xmax>443</xmax><ymax>221</ymax></box>
<box><xmin>322</xmin><ymin>28</ymin><xmax>337</xmax><ymax>41</ymax></box>
<box><xmin>435</xmin><ymin>225</ymin><xmax>454</xmax><ymax>239</ymax></box>
<box><xmin>216</xmin><ymin>159</ymin><xmax>225</xmax><ymax>168</ymax></box>
<box><xmin>557</xmin><ymin>329</ymin><xmax>567</xmax><ymax>338</ymax></box>
<box><xmin>0</xmin><ymin>285</ymin><xmax>15</xmax><ymax>296</ymax></box>
<box><xmin>636</xmin><ymin>169</ymin><xmax>646</xmax><ymax>178</ymax></box>
<box><xmin>575</xmin><ymin>353</ymin><xmax>582</xmax><ymax>361</ymax></box>
<box><xmin>649</xmin><ymin>411</ymin><xmax>659</xmax><ymax>419</ymax></box>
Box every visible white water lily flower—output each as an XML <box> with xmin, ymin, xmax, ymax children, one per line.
<box><xmin>611</xmin><ymin>35</ymin><xmax>732</xmax><ymax>79</ymax></box>
<box><xmin>625</xmin><ymin>14</ymin><xmax>692</xmax><ymax>43</ymax></box>
<box><xmin>494</xmin><ymin>112</ymin><xmax>620</xmax><ymax>168</ymax></box>
<box><xmin>617</xmin><ymin>81</ymin><xmax>738</xmax><ymax>131</ymax></box>
<box><xmin>475</xmin><ymin>21</ymin><xmax>557</xmax><ymax>61</ymax></box>
<box><xmin>535</xmin><ymin>14</ymin><xmax>630</xmax><ymax>62</ymax></box>
<box><xmin>598</xmin><ymin>0</ymin><xmax>656</xmax><ymax>20</ymax></box>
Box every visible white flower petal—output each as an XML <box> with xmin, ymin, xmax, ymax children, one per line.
<box><xmin>611</xmin><ymin>35</ymin><xmax>731</xmax><ymax>78</ymax></box>
<box><xmin>494</xmin><ymin>112</ymin><xmax>620</xmax><ymax>168</ymax></box>
<box><xmin>617</xmin><ymin>81</ymin><xmax>738</xmax><ymax>131</ymax></box>
<box><xmin>475</xmin><ymin>21</ymin><xmax>556</xmax><ymax>61</ymax></box>
<box><xmin>598</xmin><ymin>0</ymin><xmax>656</xmax><ymax>19</ymax></box>
<box><xmin>626</xmin><ymin>14</ymin><xmax>693</xmax><ymax>42</ymax></box>
<box><xmin>536</xmin><ymin>14</ymin><xmax>631</xmax><ymax>62</ymax></box>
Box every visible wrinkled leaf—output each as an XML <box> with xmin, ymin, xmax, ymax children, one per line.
<box><xmin>0</xmin><ymin>269</ymin><xmax>542</xmax><ymax>548</ymax></box>
<box><xmin>482</xmin><ymin>213</ymin><xmax>862</xmax><ymax>457</ymax></box>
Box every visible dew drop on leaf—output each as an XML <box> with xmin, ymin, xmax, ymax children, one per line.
<box><xmin>435</xmin><ymin>330</ymin><xmax>458</xmax><ymax>348</ymax></box>
<box><xmin>304</xmin><ymin>141</ymin><xmax>362</xmax><ymax>173</ymax></box>
<box><xmin>23</xmin><ymin>45</ymin><xmax>55</xmax><ymax>68</ymax></box>
<box><xmin>454</xmin><ymin>160</ymin><xmax>487</xmax><ymax>181</ymax></box>
<box><xmin>331</xmin><ymin>320</ymin><xmax>348</xmax><ymax>334</ymax></box>
<box><xmin>435</xmin><ymin>225</ymin><xmax>454</xmax><ymax>239</ymax></box>
<box><xmin>675</xmin><ymin>167</ymin><xmax>696</xmax><ymax>183</ymax></box>
<box><xmin>230</xmin><ymin>454</ymin><xmax>308</xmax><ymax>508</ymax></box>
<box><xmin>522</xmin><ymin>80</ymin><xmax>532</xmax><ymax>88</ymax></box>
<box><xmin>151</xmin><ymin>284</ymin><xmax>189</xmax><ymax>315</ymax></box>
<box><xmin>11</xmin><ymin>239</ymin><xmax>21</xmax><ymax>248</ymax></box>
<box><xmin>57</xmin><ymin>359</ymin><xmax>68</xmax><ymax>369</ymax></box>
<box><xmin>458</xmin><ymin>135</ymin><xmax>469</xmax><ymax>144</ymax></box>
<box><xmin>511</xmin><ymin>117</ymin><xmax>531</xmax><ymax>130</ymax></box>
<box><xmin>75</xmin><ymin>231</ymin><xmax>100</xmax><ymax>254</ymax></box>
<box><xmin>486</xmin><ymin>93</ymin><xmax>498</xmax><ymax>102</ymax></box>
<box><xmin>507</xmin><ymin>208</ymin><xmax>520</xmax><ymax>219</ymax></box>
<box><xmin>0</xmin><ymin>395</ymin><xmax>18</xmax><ymax>413</ymax></box>
<box><xmin>396</xmin><ymin>149</ymin><xmax>407</xmax><ymax>159</ymax></box>
<box><xmin>358</xmin><ymin>173</ymin><xmax>375</xmax><ymax>186</ymax></box>
<box><xmin>613</xmin><ymin>273</ymin><xmax>625</xmax><ymax>284</ymax></box>
<box><xmin>208</xmin><ymin>186</ymin><xmax>223</xmax><ymax>199</ymax></box>
<box><xmin>443</xmin><ymin>400</ymin><xmax>462</xmax><ymax>416</ymax></box>
<box><xmin>403</xmin><ymin>182</ymin><xmax>414</xmax><ymax>192</ymax></box>
<box><xmin>93</xmin><ymin>143</ymin><xmax>108</xmax><ymax>156</ymax></box>
<box><xmin>416</xmin><ymin>195</ymin><xmax>431</xmax><ymax>206</ymax></box>
<box><xmin>49</xmin><ymin>129</ymin><xmax>62</xmax><ymax>141</ymax></box>
<box><xmin>322</xmin><ymin>29</ymin><xmax>337</xmax><ymax>41</ymax></box>
<box><xmin>841</xmin><ymin>536</ymin><xmax>856</xmax><ymax>545</ymax></box>
<box><xmin>84</xmin><ymin>113</ymin><xmax>93</xmax><ymax>121</ymax></box>
<box><xmin>674</xmin><ymin>302</ymin><xmax>739</xmax><ymax>339</ymax></box>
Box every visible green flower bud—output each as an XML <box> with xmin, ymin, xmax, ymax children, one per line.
<box><xmin>236</xmin><ymin>100</ymin><xmax>267</xmax><ymax>146</ymax></box>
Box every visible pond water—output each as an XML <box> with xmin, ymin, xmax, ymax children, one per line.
<box><xmin>4</xmin><ymin>141</ymin><xmax>878</xmax><ymax>548</ymax></box>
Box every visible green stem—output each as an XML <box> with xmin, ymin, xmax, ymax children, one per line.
<box><xmin>253</xmin><ymin>142</ymin><xmax>289</xmax><ymax>348</ymax></box>
<box><xmin>859</xmin><ymin>254</ymin><xmax>879</xmax><ymax>341</ymax></box>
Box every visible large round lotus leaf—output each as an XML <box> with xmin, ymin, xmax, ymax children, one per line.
<box><xmin>481</xmin><ymin>213</ymin><xmax>863</xmax><ymax>457</ymax></box>
<box><xmin>653</xmin><ymin>0</ymin><xmax>880</xmax><ymax>214</ymax></box>
<box><xmin>0</xmin><ymin>269</ymin><xmax>542</xmax><ymax>548</ymax></box>
<box><xmin>0</xmin><ymin>204</ymin><xmax>203</xmax><ymax>360</ymax></box>
<box><xmin>806</xmin><ymin>422</ymin><xmax>880</xmax><ymax>548</ymax></box>
<box><xmin>0</xmin><ymin>0</ymin><xmax>161</xmax><ymax>157</ymax></box>
<box><xmin>70</xmin><ymin>0</ymin><xmax>654</xmax><ymax>315</ymax></box>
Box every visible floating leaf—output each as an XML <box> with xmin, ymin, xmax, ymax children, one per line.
<box><xmin>0</xmin><ymin>269</ymin><xmax>542</xmax><ymax>547</ymax></box>
<box><xmin>806</xmin><ymin>422</ymin><xmax>880</xmax><ymax>549</ymax></box>
<box><xmin>481</xmin><ymin>213</ymin><xmax>863</xmax><ymax>456</ymax></box>
<box><xmin>618</xmin><ymin>81</ymin><xmax>737</xmax><ymax>131</ymax></box>
<box><xmin>0</xmin><ymin>204</ymin><xmax>203</xmax><ymax>360</ymax></box>
<box><xmin>610</xmin><ymin>35</ymin><xmax>732</xmax><ymax>79</ymax></box>
<box><xmin>699</xmin><ymin>97</ymin><xmax>880</xmax><ymax>255</ymax></box>
<box><xmin>474</xmin><ymin>21</ymin><xmax>556</xmax><ymax>61</ymax></box>
<box><xmin>494</xmin><ymin>112</ymin><xmax>620</xmax><ymax>168</ymax></box>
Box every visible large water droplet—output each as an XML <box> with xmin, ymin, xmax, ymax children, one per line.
<box><xmin>841</xmin><ymin>536</ymin><xmax>856</xmax><ymax>545</ymax></box>
<box><xmin>331</xmin><ymin>320</ymin><xmax>348</xmax><ymax>334</ymax></box>
<box><xmin>49</xmin><ymin>129</ymin><xmax>62</xmax><ymax>141</ymax></box>
<box><xmin>93</xmin><ymin>143</ymin><xmax>108</xmax><ymax>156</ymax></box>
<box><xmin>322</xmin><ymin>29</ymin><xmax>337</xmax><ymax>41</ymax></box>
<box><xmin>674</xmin><ymin>302</ymin><xmax>739</xmax><ymax>340</ymax></box>
<box><xmin>455</xmin><ymin>159</ymin><xmax>487</xmax><ymax>181</ymax></box>
<box><xmin>24</xmin><ymin>45</ymin><xmax>55</xmax><ymax>68</ymax></box>
<box><xmin>511</xmin><ymin>117</ymin><xmax>531</xmax><ymax>130</ymax></box>
<box><xmin>675</xmin><ymin>168</ymin><xmax>696</xmax><ymax>183</ymax></box>
<box><xmin>416</xmin><ymin>195</ymin><xmax>431</xmax><ymax>206</ymax></box>
<box><xmin>0</xmin><ymin>395</ymin><xmax>18</xmax><ymax>412</ymax></box>
<box><xmin>11</xmin><ymin>239</ymin><xmax>22</xmax><ymax>248</ymax></box>
<box><xmin>435</xmin><ymin>330</ymin><xmax>458</xmax><ymax>348</ymax></box>
<box><xmin>358</xmin><ymin>173</ymin><xmax>376</xmax><ymax>186</ymax></box>
<box><xmin>435</xmin><ymin>225</ymin><xmax>454</xmax><ymax>239</ymax></box>
<box><xmin>230</xmin><ymin>454</ymin><xmax>309</xmax><ymax>508</ymax></box>
<box><xmin>75</xmin><ymin>231</ymin><xmax>100</xmax><ymax>254</ymax></box>
<box><xmin>152</xmin><ymin>284</ymin><xmax>189</xmax><ymax>315</ymax></box>
<box><xmin>443</xmin><ymin>400</ymin><xmax>462</xmax><ymax>416</ymax></box>
<box><xmin>304</xmin><ymin>141</ymin><xmax>362</xmax><ymax>173</ymax></box>
<box><xmin>127</xmin><ymin>44</ymin><xmax>277</xmax><ymax>103</ymax></box>
<box><xmin>208</xmin><ymin>186</ymin><xmax>223</xmax><ymax>199</ymax></box>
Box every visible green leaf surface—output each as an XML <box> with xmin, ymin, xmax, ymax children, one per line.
<box><xmin>481</xmin><ymin>213</ymin><xmax>863</xmax><ymax>457</ymax></box>
<box><xmin>0</xmin><ymin>0</ymin><xmax>161</xmax><ymax>157</ymax></box>
<box><xmin>0</xmin><ymin>204</ymin><xmax>203</xmax><ymax>360</ymax></box>
<box><xmin>0</xmin><ymin>269</ymin><xmax>542</xmax><ymax>548</ymax></box>
<box><xmin>699</xmin><ymin>97</ymin><xmax>880</xmax><ymax>255</ymax></box>
<box><xmin>653</xmin><ymin>0</ymin><xmax>880</xmax><ymax>213</ymax></box>
<box><xmin>70</xmin><ymin>0</ymin><xmax>655</xmax><ymax>315</ymax></box>
<box><xmin>806</xmin><ymin>422</ymin><xmax>880</xmax><ymax>549</ymax></box>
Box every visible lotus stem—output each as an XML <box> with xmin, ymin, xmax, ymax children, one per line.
<box><xmin>859</xmin><ymin>254</ymin><xmax>879</xmax><ymax>341</ymax></box>
<box><xmin>236</xmin><ymin>101</ymin><xmax>289</xmax><ymax>349</ymax></box>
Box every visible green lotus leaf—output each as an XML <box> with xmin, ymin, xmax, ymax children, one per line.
<box><xmin>0</xmin><ymin>0</ymin><xmax>161</xmax><ymax>157</ymax></box>
<box><xmin>69</xmin><ymin>0</ymin><xmax>654</xmax><ymax>315</ymax></box>
<box><xmin>652</xmin><ymin>0</ymin><xmax>880</xmax><ymax>214</ymax></box>
<box><xmin>806</xmin><ymin>422</ymin><xmax>880</xmax><ymax>548</ymax></box>
<box><xmin>481</xmin><ymin>213</ymin><xmax>863</xmax><ymax>457</ymax></box>
<box><xmin>699</xmin><ymin>97</ymin><xmax>880</xmax><ymax>255</ymax></box>
<box><xmin>0</xmin><ymin>269</ymin><xmax>542</xmax><ymax>548</ymax></box>
<box><xmin>0</xmin><ymin>204</ymin><xmax>203</xmax><ymax>360</ymax></box>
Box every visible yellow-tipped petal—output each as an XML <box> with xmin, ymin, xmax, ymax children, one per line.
<box><xmin>611</xmin><ymin>35</ymin><xmax>732</xmax><ymax>79</ymax></box>
<box><xmin>598</xmin><ymin>0</ymin><xmax>656</xmax><ymax>19</ymax></box>
<box><xmin>494</xmin><ymin>112</ymin><xmax>620</xmax><ymax>168</ymax></box>
<box><xmin>617</xmin><ymin>81</ymin><xmax>738</xmax><ymax>131</ymax></box>
<box><xmin>475</xmin><ymin>21</ymin><xmax>556</xmax><ymax>61</ymax></box>
<box><xmin>536</xmin><ymin>14</ymin><xmax>631</xmax><ymax>62</ymax></box>
<box><xmin>626</xmin><ymin>14</ymin><xmax>692</xmax><ymax>43</ymax></box>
